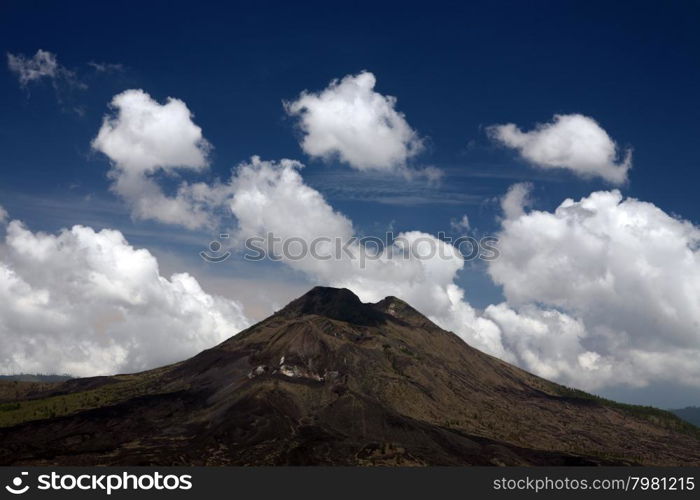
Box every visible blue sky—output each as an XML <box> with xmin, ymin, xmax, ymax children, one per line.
<box><xmin>1</xmin><ymin>0</ymin><xmax>700</xmax><ymax>407</ymax></box>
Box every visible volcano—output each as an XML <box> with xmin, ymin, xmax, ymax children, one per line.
<box><xmin>1</xmin><ymin>287</ymin><xmax>698</xmax><ymax>466</ymax></box>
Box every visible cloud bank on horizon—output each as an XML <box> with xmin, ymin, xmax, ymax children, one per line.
<box><xmin>0</xmin><ymin>215</ymin><xmax>249</xmax><ymax>376</ymax></box>
<box><xmin>487</xmin><ymin>187</ymin><xmax>700</xmax><ymax>388</ymax></box>
<box><xmin>2</xmin><ymin>61</ymin><xmax>699</xmax><ymax>396</ymax></box>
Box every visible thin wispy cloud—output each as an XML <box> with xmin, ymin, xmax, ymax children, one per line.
<box><xmin>7</xmin><ymin>49</ymin><xmax>86</xmax><ymax>92</ymax></box>
<box><xmin>87</xmin><ymin>61</ymin><xmax>125</xmax><ymax>73</ymax></box>
<box><xmin>304</xmin><ymin>169</ymin><xmax>483</xmax><ymax>206</ymax></box>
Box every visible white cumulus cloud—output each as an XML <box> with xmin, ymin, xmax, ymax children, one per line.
<box><xmin>92</xmin><ymin>89</ymin><xmax>229</xmax><ymax>229</ymax></box>
<box><xmin>487</xmin><ymin>189</ymin><xmax>700</xmax><ymax>389</ymax></box>
<box><xmin>488</xmin><ymin>114</ymin><xmax>632</xmax><ymax>184</ymax></box>
<box><xmin>285</xmin><ymin>71</ymin><xmax>426</xmax><ymax>174</ymax></box>
<box><xmin>92</xmin><ymin>89</ymin><xmax>210</xmax><ymax>174</ymax></box>
<box><xmin>484</xmin><ymin>304</ymin><xmax>615</xmax><ymax>389</ymax></box>
<box><xmin>0</xmin><ymin>219</ymin><xmax>249</xmax><ymax>377</ymax></box>
<box><xmin>500</xmin><ymin>182</ymin><xmax>533</xmax><ymax>220</ymax></box>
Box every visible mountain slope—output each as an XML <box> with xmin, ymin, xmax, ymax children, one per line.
<box><xmin>1</xmin><ymin>287</ymin><xmax>698</xmax><ymax>466</ymax></box>
<box><xmin>671</xmin><ymin>407</ymin><xmax>700</xmax><ymax>427</ymax></box>
<box><xmin>0</xmin><ymin>374</ymin><xmax>72</xmax><ymax>383</ymax></box>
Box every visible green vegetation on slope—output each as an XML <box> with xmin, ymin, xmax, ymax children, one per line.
<box><xmin>0</xmin><ymin>371</ymin><xmax>175</xmax><ymax>428</ymax></box>
<box><xmin>556</xmin><ymin>386</ymin><xmax>700</xmax><ymax>439</ymax></box>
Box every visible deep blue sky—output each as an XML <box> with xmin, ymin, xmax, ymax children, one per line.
<box><xmin>1</xmin><ymin>1</ymin><xmax>699</xmax><ymax>405</ymax></box>
<box><xmin>2</xmin><ymin>0</ymin><xmax>699</xmax><ymax>208</ymax></box>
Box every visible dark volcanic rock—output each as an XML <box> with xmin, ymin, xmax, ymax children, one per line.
<box><xmin>280</xmin><ymin>286</ymin><xmax>387</xmax><ymax>326</ymax></box>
